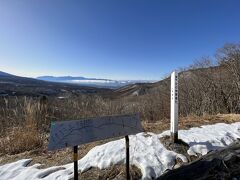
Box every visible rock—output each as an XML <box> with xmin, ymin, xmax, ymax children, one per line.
<box><xmin>157</xmin><ymin>141</ymin><xmax>240</xmax><ymax>180</ymax></box>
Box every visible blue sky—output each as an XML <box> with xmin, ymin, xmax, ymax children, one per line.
<box><xmin>0</xmin><ymin>0</ymin><xmax>240</xmax><ymax>80</ymax></box>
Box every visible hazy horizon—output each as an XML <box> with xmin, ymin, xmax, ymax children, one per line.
<box><xmin>0</xmin><ymin>70</ymin><xmax>158</xmax><ymax>81</ymax></box>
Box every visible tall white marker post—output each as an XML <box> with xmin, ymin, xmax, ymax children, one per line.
<box><xmin>171</xmin><ymin>71</ymin><xmax>178</xmax><ymax>143</ymax></box>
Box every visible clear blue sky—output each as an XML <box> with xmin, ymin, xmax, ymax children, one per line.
<box><xmin>0</xmin><ymin>0</ymin><xmax>240</xmax><ymax>80</ymax></box>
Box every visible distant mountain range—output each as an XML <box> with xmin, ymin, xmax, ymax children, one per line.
<box><xmin>0</xmin><ymin>71</ymin><xmax>113</xmax><ymax>97</ymax></box>
<box><xmin>0</xmin><ymin>70</ymin><xmax>156</xmax><ymax>97</ymax></box>
<box><xmin>37</xmin><ymin>76</ymin><xmax>153</xmax><ymax>88</ymax></box>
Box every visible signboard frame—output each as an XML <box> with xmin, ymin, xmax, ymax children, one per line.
<box><xmin>48</xmin><ymin>113</ymin><xmax>143</xmax><ymax>180</ymax></box>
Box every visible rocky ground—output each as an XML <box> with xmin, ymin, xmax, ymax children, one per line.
<box><xmin>157</xmin><ymin>141</ymin><xmax>240</xmax><ymax>180</ymax></box>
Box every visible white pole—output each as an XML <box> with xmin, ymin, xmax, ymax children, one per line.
<box><xmin>170</xmin><ymin>71</ymin><xmax>178</xmax><ymax>143</ymax></box>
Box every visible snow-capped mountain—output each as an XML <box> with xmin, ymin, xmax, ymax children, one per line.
<box><xmin>37</xmin><ymin>76</ymin><xmax>153</xmax><ymax>88</ymax></box>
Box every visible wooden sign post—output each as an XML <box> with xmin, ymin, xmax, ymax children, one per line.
<box><xmin>48</xmin><ymin>114</ymin><xmax>143</xmax><ymax>180</ymax></box>
<box><xmin>125</xmin><ymin>136</ymin><xmax>130</xmax><ymax>180</ymax></box>
<box><xmin>171</xmin><ymin>71</ymin><xmax>179</xmax><ymax>143</ymax></box>
<box><xmin>73</xmin><ymin>146</ymin><xmax>78</xmax><ymax>180</ymax></box>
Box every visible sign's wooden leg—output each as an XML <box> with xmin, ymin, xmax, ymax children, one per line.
<box><xmin>125</xmin><ymin>136</ymin><xmax>130</xmax><ymax>180</ymax></box>
<box><xmin>73</xmin><ymin>146</ymin><xmax>78</xmax><ymax>180</ymax></box>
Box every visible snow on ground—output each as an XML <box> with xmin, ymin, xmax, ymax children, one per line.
<box><xmin>160</xmin><ymin>122</ymin><xmax>240</xmax><ymax>156</ymax></box>
<box><xmin>1</xmin><ymin>122</ymin><xmax>240</xmax><ymax>180</ymax></box>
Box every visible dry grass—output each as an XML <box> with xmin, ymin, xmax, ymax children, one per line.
<box><xmin>0</xmin><ymin>125</ymin><xmax>43</xmax><ymax>155</ymax></box>
<box><xmin>79</xmin><ymin>164</ymin><xmax>142</xmax><ymax>180</ymax></box>
<box><xmin>143</xmin><ymin>114</ymin><xmax>240</xmax><ymax>133</ymax></box>
<box><xmin>179</xmin><ymin>113</ymin><xmax>240</xmax><ymax>129</ymax></box>
<box><xmin>0</xmin><ymin>98</ymin><xmax>44</xmax><ymax>155</ymax></box>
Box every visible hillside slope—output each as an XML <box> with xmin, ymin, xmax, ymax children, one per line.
<box><xmin>112</xmin><ymin>65</ymin><xmax>223</xmax><ymax>98</ymax></box>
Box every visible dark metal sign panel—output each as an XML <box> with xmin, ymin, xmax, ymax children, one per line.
<box><xmin>48</xmin><ymin>114</ymin><xmax>142</xmax><ymax>150</ymax></box>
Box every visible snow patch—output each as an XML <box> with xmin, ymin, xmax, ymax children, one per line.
<box><xmin>0</xmin><ymin>122</ymin><xmax>240</xmax><ymax>180</ymax></box>
<box><xmin>160</xmin><ymin>122</ymin><xmax>240</xmax><ymax>156</ymax></box>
